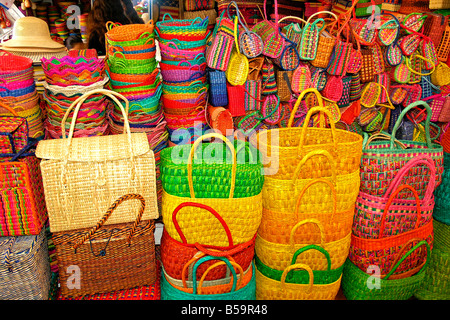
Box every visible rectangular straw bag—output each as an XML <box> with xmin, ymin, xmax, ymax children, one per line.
<box><xmin>206</xmin><ymin>11</ymin><xmax>234</xmax><ymax>71</ymax></box>
<box><xmin>0</xmin><ymin>102</ymin><xmax>47</xmax><ymax>237</ymax></box>
<box><xmin>35</xmin><ymin>89</ymin><xmax>159</xmax><ymax>233</ymax></box>
<box><xmin>53</xmin><ymin>194</ymin><xmax>157</xmax><ymax>298</ymax></box>
<box><xmin>430</xmin><ymin>0</ymin><xmax>450</xmax><ymax>9</ymax></box>
<box><xmin>0</xmin><ymin>227</ymin><xmax>50</xmax><ymax>300</ymax></box>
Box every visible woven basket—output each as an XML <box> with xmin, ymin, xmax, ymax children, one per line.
<box><xmin>208</xmin><ymin>69</ymin><xmax>228</xmax><ymax>107</ymax></box>
<box><xmin>276</xmin><ymin>70</ymin><xmax>293</xmax><ymax>102</ymax></box>
<box><xmin>0</xmin><ymin>228</ymin><xmax>50</xmax><ymax>300</ymax></box>
<box><xmin>360</xmin><ymin>102</ymin><xmax>444</xmax><ymax>200</ymax></box>
<box><xmin>259</xmin><ymin>177</ymin><xmax>355</xmax><ymax>244</ymax></box>
<box><xmin>185</xmin><ymin>0</ymin><xmax>215</xmax><ymax>11</ymax></box>
<box><xmin>205</xmin><ymin>12</ymin><xmax>234</xmax><ymax>71</ymax></box>
<box><xmin>298</xmin><ymin>14</ymin><xmax>325</xmax><ymax>61</ymax></box>
<box><xmin>431</xmin><ymin>62</ymin><xmax>450</xmax><ymax>87</ymax></box>
<box><xmin>342</xmin><ymin>241</ymin><xmax>430</xmax><ymax>300</ymax></box>
<box><xmin>311</xmin><ymin>30</ymin><xmax>336</xmax><ymax>69</ymax></box>
<box><xmin>161</xmin><ymin>256</ymin><xmax>256</xmax><ymax>300</ymax></box>
<box><xmin>399</xmin><ymin>0</ymin><xmax>429</xmax><ymax>14</ymax></box>
<box><xmin>255</xmin><ymin>261</ymin><xmax>342</xmax><ymax>300</ymax></box>
<box><xmin>35</xmin><ymin>89</ymin><xmax>159</xmax><ymax>233</ymax></box>
<box><xmin>53</xmin><ymin>194</ymin><xmax>156</xmax><ymax>298</ymax></box>
<box><xmin>253</xmin><ymin>88</ymin><xmax>363</xmax><ymax>179</ymax></box>
<box><xmin>423</xmin><ymin>13</ymin><xmax>448</xmax><ymax>49</ymax></box>
<box><xmin>225</xmin><ymin>17</ymin><xmax>249</xmax><ymax>86</ymax></box>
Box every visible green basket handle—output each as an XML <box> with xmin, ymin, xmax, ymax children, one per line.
<box><xmin>291</xmin><ymin>244</ymin><xmax>331</xmax><ymax>271</ymax></box>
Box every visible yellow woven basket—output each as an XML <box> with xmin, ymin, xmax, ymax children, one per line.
<box><xmin>161</xmin><ymin>133</ymin><xmax>263</xmax><ymax>247</ymax></box>
<box><xmin>255</xmin><ymin>263</ymin><xmax>342</xmax><ymax>300</ymax></box>
<box><xmin>255</xmin><ymin>218</ymin><xmax>351</xmax><ymax>271</ymax></box>
<box><xmin>262</xmin><ymin>149</ymin><xmax>361</xmax><ymax>213</ymax></box>
<box><xmin>431</xmin><ymin>62</ymin><xmax>450</xmax><ymax>87</ymax></box>
<box><xmin>258</xmin><ymin>178</ymin><xmax>355</xmax><ymax>244</ymax></box>
<box><xmin>252</xmin><ymin>88</ymin><xmax>363</xmax><ymax>179</ymax></box>
<box><xmin>225</xmin><ymin>16</ymin><xmax>249</xmax><ymax>86</ymax></box>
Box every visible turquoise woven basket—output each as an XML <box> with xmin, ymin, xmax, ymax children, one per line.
<box><xmin>161</xmin><ymin>256</ymin><xmax>256</xmax><ymax>300</ymax></box>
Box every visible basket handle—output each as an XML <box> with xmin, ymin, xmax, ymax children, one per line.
<box><xmin>278</xmin><ymin>15</ymin><xmax>307</xmax><ymax>25</ymax></box>
<box><xmin>292</xmin><ymin>149</ymin><xmax>337</xmax><ymax>185</ymax></box>
<box><xmin>363</xmin><ymin>131</ymin><xmax>407</xmax><ymax>150</ymax></box>
<box><xmin>390</xmin><ymin>100</ymin><xmax>433</xmax><ymax>149</ymax></box>
<box><xmin>384</xmin><ymin>240</ymin><xmax>430</xmax><ymax>280</ymax></box>
<box><xmin>187</xmin><ymin>133</ymin><xmax>237</xmax><ymax>199</ymax></box>
<box><xmin>280</xmin><ymin>263</ymin><xmax>314</xmax><ymax>294</ymax></box>
<box><xmin>0</xmin><ymin>100</ymin><xmax>19</xmax><ymax>116</ymax></box>
<box><xmin>288</xmin><ymin>88</ymin><xmax>325</xmax><ymax>127</ymax></box>
<box><xmin>383</xmin><ymin>156</ymin><xmax>437</xmax><ymax>203</ymax></box>
<box><xmin>379</xmin><ymin>185</ymin><xmax>422</xmax><ymax>239</ymax></box>
<box><xmin>290</xmin><ymin>244</ymin><xmax>331</xmax><ymax>271</ymax></box>
<box><xmin>384</xmin><ymin>237</ymin><xmax>428</xmax><ymax>279</ymax></box>
<box><xmin>289</xmin><ymin>218</ymin><xmax>325</xmax><ymax>248</ymax></box>
<box><xmin>294</xmin><ymin>177</ymin><xmax>337</xmax><ymax>223</ymax></box>
<box><xmin>191</xmin><ymin>255</ymin><xmax>243</xmax><ymax>295</ymax></box>
<box><xmin>72</xmin><ymin>194</ymin><xmax>149</xmax><ymax>252</ymax></box>
<box><xmin>405</xmin><ymin>54</ymin><xmax>436</xmax><ymax>76</ymax></box>
<box><xmin>171</xmin><ymin>202</ymin><xmax>234</xmax><ymax>247</ymax></box>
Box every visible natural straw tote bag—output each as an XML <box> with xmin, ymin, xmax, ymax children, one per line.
<box><xmin>253</xmin><ymin>88</ymin><xmax>363</xmax><ymax>179</ymax></box>
<box><xmin>349</xmin><ymin>185</ymin><xmax>434</xmax><ymax>277</ymax></box>
<box><xmin>161</xmin><ymin>133</ymin><xmax>263</xmax><ymax>247</ymax></box>
<box><xmin>255</xmin><ymin>260</ymin><xmax>342</xmax><ymax>300</ymax></box>
<box><xmin>53</xmin><ymin>194</ymin><xmax>156</xmax><ymax>298</ymax></box>
<box><xmin>261</xmin><ymin>149</ymin><xmax>360</xmax><ymax>214</ymax></box>
<box><xmin>259</xmin><ymin>177</ymin><xmax>356</xmax><ymax>245</ymax></box>
<box><xmin>35</xmin><ymin>89</ymin><xmax>159</xmax><ymax>233</ymax></box>
<box><xmin>354</xmin><ymin>155</ymin><xmax>437</xmax><ymax>240</ymax></box>
<box><xmin>342</xmin><ymin>240</ymin><xmax>431</xmax><ymax>300</ymax></box>
<box><xmin>360</xmin><ymin>101</ymin><xmax>444</xmax><ymax>200</ymax></box>
<box><xmin>161</xmin><ymin>255</ymin><xmax>256</xmax><ymax>300</ymax></box>
<box><xmin>160</xmin><ymin>202</ymin><xmax>256</xmax><ymax>281</ymax></box>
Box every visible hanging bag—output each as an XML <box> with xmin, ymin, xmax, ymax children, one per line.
<box><xmin>205</xmin><ymin>11</ymin><xmax>234</xmax><ymax>71</ymax></box>
<box><xmin>225</xmin><ymin>16</ymin><xmax>249</xmax><ymax>86</ymax></box>
<box><xmin>298</xmin><ymin>12</ymin><xmax>326</xmax><ymax>61</ymax></box>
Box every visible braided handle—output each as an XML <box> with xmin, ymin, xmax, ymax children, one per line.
<box><xmin>72</xmin><ymin>194</ymin><xmax>146</xmax><ymax>251</ymax></box>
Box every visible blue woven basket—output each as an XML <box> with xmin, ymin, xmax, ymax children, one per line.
<box><xmin>208</xmin><ymin>69</ymin><xmax>228</xmax><ymax>107</ymax></box>
<box><xmin>161</xmin><ymin>256</ymin><xmax>256</xmax><ymax>300</ymax></box>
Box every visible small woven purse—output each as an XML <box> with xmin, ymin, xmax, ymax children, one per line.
<box><xmin>273</xmin><ymin>33</ymin><xmax>300</xmax><ymax>71</ymax></box>
<box><xmin>327</xmin><ymin>19</ymin><xmax>353</xmax><ymax>76</ymax></box>
<box><xmin>291</xmin><ymin>62</ymin><xmax>312</xmax><ymax>95</ymax></box>
<box><xmin>206</xmin><ymin>11</ymin><xmax>234</xmax><ymax>71</ymax></box>
<box><xmin>298</xmin><ymin>12</ymin><xmax>326</xmax><ymax>61</ymax></box>
<box><xmin>225</xmin><ymin>16</ymin><xmax>249</xmax><ymax>86</ymax></box>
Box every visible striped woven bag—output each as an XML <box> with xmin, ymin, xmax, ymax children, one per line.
<box><xmin>327</xmin><ymin>21</ymin><xmax>352</xmax><ymax>76</ymax></box>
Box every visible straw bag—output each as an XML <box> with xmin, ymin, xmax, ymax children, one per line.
<box><xmin>225</xmin><ymin>16</ymin><xmax>249</xmax><ymax>86</ymax></box>
<box><xmin>327</xmin><ymin>20</ymin><xmax>352</xmax><ymax>76</ymax></box>
<box><xmin>310</xmin><ymin>27</ymin><xmax>336</xmax><ymax>69</ymax></box>
<box><xmin>256</xmin><ymin>218</ymin><xmax>351</xmax><ymax>272</ymax></box>
<box><xmin>431</xmin><ymin>62</ymin><xmax>450</xmax><ymax>87</ymax></box>
<box><xmin>226</xmin><ymin>83</ymin><xmax>246</xmax><ymax>117</ymax></box>
<box><xmin>53</xmin><ymin>194</ymin><xmax>156</xmax><ymax>298</ymax></box>
<box><xmin>349</xmin><ymin>185</ymin><xmax>434</xmax><ymax>277</ymax></box>
<box><xmin>161</xmin><ymin>256</ymin><xmax>256</xmax><ymax>300</ymax></box>
<box><xmin>244</xmin><ymin>80</ymin><xmax>262</xmax><ymax>112</ymax></box>
<box><xmin>259</xmin><ymin>177</ymin><xmax>355</xmax><ymax>244</ymax></box>
<box><xmin>207</xmin><ymin>68</ymin><xmax>228</xmax><ymax>107</ymax></box>
<box><xmin>0</xmin><ymin>104</ymin><xmax>47</xmax><ymax>237</ymax></box>
<box><xmin>291</xmin><ymin>62</ymin><xmax>312</xmax><ymax>95</ymax></box>
<box><xmin>161</xmin><ymin>134</ymin><xmax>263</xmax><ymax>247</ymax></box>
<box><xmin>343</xmin><ymin>241</ymin><xmax>431</xmax><ymax>300</ymax></box>
<box><xmin>160</xmin><ymin>201</ymin><xmax>255</xmax><ymax>281</ymax></box>
<box><xmin>354</xmin><ymin>155</ymin><xmax>437</xmax><ymax>240</ymax></box>
<box><xmin>253</xmin><ymin>88</ymin><xmax>363</xmax><ymax>179</ymax></box>
<box><xmin>184</xmin><ymin>0</ymin><xmax>214</xmax><ymax>11</ymax></box>
<box><xmin>255</xmin><ymin>245</ymin><xmax>343</xmax><ymax>300</ymax></box>
<box><xmin>298</xmin><ymin>13</ymin><xmax>326</xmax><ymax>61</ymax></box>
<box><xmin>36</xmin><ymin>89</ymin><xmax>159</xmax><ymax>233</ymax></box>
<box><xmin>206</xmin><ymin>11</ymin><xmax>234</xmax><ymax>71</ymax></box>
<box><xmin>360</xmin><ymin>102</ymin><xmax>444</xmax><ymax>200</ymax></box>
<box><xmin>0</xmin><ymin>228</ymin><xmax>50</xmax><ymax>300</ymax></box>
<box><xmin>273</xmin><ymin>34</ymin><xmax>300</xmax><ymax>72</ymax></box>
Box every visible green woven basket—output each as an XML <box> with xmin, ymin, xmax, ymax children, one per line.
<box><xmin>160</xmin><ymin>135</ymin><xmax>264</xmax><ymax>199</ymax></box>
<box><xmin>342</xmin><ymin>241</ymin><xmax>431</xmax><ymax>300</ymax></box>
<box><xmin>254</xmin><ymin>245</ymin><xmax>344</xmax><ymax>285</ymax></box>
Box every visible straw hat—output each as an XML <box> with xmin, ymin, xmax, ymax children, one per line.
<box><xmin>1</xmin><ymin>16</ymin><xmax>65</xmax><ymax>49</ymax></box>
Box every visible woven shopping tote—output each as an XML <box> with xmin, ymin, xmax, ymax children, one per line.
<box><xmin>161</xmin><ymin>133</ymin><xmax>263</xmax><ymax>247</ymax></box>
<box><xmin>253</xmin><ymin>88</ymin><xmax>363</xmax><ymax>179</ymax></box>
<box><xmin>36</xmin><ymin>89</ymin><xmax>159</xmax><ymax>233</ymax></box>
<box><xmin>53</xmin><ymin>194</ymin><xmax>157</xmax><ymax>298</ymax></box>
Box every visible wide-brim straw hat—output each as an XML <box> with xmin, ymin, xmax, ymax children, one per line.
<box><xmin>1</xmin><ymin>46</ymin><xmax>68</xmax><ymax>63</ymax></box>
<box><xmin>1</xmin><ymin>16</ymin><xmax>65</xmax><ymax>50</ymax></box>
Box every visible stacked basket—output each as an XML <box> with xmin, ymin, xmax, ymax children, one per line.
<box><xmin>342</xmin><ymin>101</ymin><xmax>444</xmax><ymax>300</ymax></box>
<box><xmin>156</xmin><ymin>14</ymin><xmax>211</xmax><ymax>146</ymax></box>
<box><xmin>159</xmin><ymin>133</ymin><xmax>264</xmax><ymax>300</ymax></box>
<box><xmin>252</xmin><ymin>89</ymin><xmax>363</xmax><ymax>300</ymax></box>
<box><xmin>0</xmin><ymin>53</ymin><xmax>45</xmax><ymax>141</ymax></box>
<box><xmin>41</xmin><ymin>54</ymin><xmax>110</xmax><ymax>139</ymax></box>
<box><xmin>105</xmin><ymin>21</ymin><xmax>169</xmax><ymax>212</ymax></box>
<box><xmin>183</xmin><ymin>0</ymin><xmax>217</xmax><ymax>32</ymax></box>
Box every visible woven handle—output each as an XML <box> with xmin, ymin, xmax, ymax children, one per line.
<box><xmin>379</xmin><ymin>185</ymin><xmax>422</xmax><ymax>239</ymax></box>
<box><xmin>289</xmin><ymin>218</ymin><xmax>326</xmax><ymax>248</ymax></box>
<box><xmin>405</xmin><ymin>54</ymin><xmax>436</xmax><ymax>76</ymax></box>
<box><xmin>278</xmin><ymin>16</ymin><xmax>307</xmax><ymax>25</ymax></box>
<box><xmin>172</xmin><ymin>202</ymin><xmax>234</xmax><ymax>247</ymax></box>
<box><xmin>390</xmin><ymin>100</ymin><xmax>433</xmax><ymax>148</ymax></box>
<box><xmin>280</xmin><ymin>263</ymin><xmax>314</xmax><ymax>294</ymax></box>
<box><xmin>294</xmin><ymin>177</ymin><xmax>337</xmax><ymax>223</ymax></box>
<box><xmin>0</xmin><ymin>100</ymin><xmax>19</xmax><ymax>116</ymax></box>
<box><xmin>364</xmin><ymin>131</ymin><xmax>407</xmax><ymax>149</ymax></box>
<box><xmin>187</xmin><ymin>133</ymin><xmax>237</xmax><ymax>199</ymax></box>
<box><xmin>385</xmin><ymin>237</ymin><xmax>427</xmax><ymax>279</ymax></box>
<box><xmin>197</xmin><ymin>259</ymin><xmax>245</xmax><ymax>295</ymax></box>
<box><xmin>291</xmin><ymin>244</ymin><xmax>331</xmax><ymax>271</ymax></box>
<box><xmin>293</xmin><ymin>149</ymin><xmax>337</xmax><ymax>184</ymax></box>
<box><xmin>384</xmin><ymin>240</ymin><xmax>430</xmax><ymax>280</ymax></box>
<box><xmin>72</xmin><ymin>194</ymin><xmax>147</xmax><ymax>251</ymax></box>
<box><xmin>384</xmin><ymin>155</ymin><xmax>437</xmax><ymax>203</ymax></box>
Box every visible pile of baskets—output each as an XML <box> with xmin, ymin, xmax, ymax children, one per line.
<box><xmin>0</xmin><ymin>53</ymin><xmax>44</xmax><ymax>141</ymax></box>
<box><xmin>252</xmin><ymin>90</ymin><xmax>363</xmax><ymax>300</ymax></box>
<box><xmin>105</xmin><ymin>21</ymin><xmax>169</xmax><ymax>212</ymax></box>
<box><xmin>159</xmin><ymin>133</ymin><xmax>264</xmax><ymax>300</ymax></box>
<box><xmin>156</xmin><ymin>14</ymin><xmax>211</xmax><ymax>146</ymax></box>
